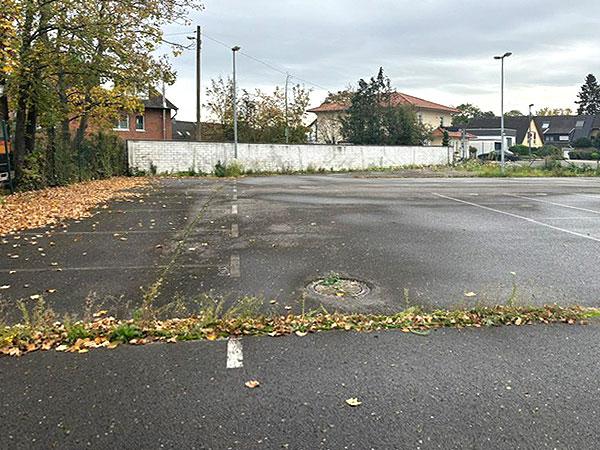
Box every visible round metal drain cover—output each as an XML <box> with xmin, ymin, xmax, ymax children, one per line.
<box><xmin>307</xmin><ymin>275</ymin><xmax>370</xmax><ymax>299</ymax></box>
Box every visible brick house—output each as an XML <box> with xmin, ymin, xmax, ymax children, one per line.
<box><xmin>112</xmin><ymin>93</ymin><xmax>177</xmax><ymax>140</ymax></box>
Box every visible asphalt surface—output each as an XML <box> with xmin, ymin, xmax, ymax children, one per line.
<box><xmin>2</xmin><ymin>323</ymin><xmax>600</xmax><ymax>449</ymax></box>
<box><xmin>2</xmin><ymin>175</ymin><xmax>600</xmax><ymax>319</ymax></box>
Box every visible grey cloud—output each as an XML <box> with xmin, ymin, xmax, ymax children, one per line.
<box><xmin>165</xmin><ymin>0</ymin><xmax>600</xmax><ymax>119</ymax></box>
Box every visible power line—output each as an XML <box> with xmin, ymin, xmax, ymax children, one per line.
<box><xmin>200</xmin><ymin>31</ymin><xmax>329</xmax><ymax>91</ymax></box>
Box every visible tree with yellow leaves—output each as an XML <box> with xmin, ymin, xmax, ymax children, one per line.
<box><xmin>4</xmin><ymin>0</ymin><xmax>203</xmax><ymax>183</ymax></box>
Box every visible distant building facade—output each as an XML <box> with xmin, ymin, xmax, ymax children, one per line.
<box><xmin>307</xmin><ymin>92</ymin><xmax>459</xmax><ymax>144</ymax></box>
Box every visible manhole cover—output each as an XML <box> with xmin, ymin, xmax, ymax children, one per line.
<box><xmin>307</xmin><ymin>274</ymin><xmax>370</xmax><ymax>299</ymax></box>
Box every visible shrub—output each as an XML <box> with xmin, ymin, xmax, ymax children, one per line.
<box><xmin>214</xmin><ymin>160</ymin><xmax>226</xmax><ymax>177</ymax></box>
<box><xmin>17</xmin><ymin>131</ymin><xmax>128</xmax><ymax>190</ymax></box>
<box><xmin>573</xmin><ymin>137</ymin><xmax>593</xmax><ymax>148</ymax></box>
<box><xmin>225</xmin><ymin>160</ymin><xmax>244</xmax><ymax>177</ymax></box>
<box><xmin>509</xmin><ymin>144</ymin><xmax>531</xmax><ymax>156</ymax></box>
<box><xmin>19</xmin><ymin>151</ymin><xmax>47</xmax><ymax>190</ymax></box>
<box><xmin>569</xmin><ymin>149</ymin><xmax>596</xmax><ymax>160</ymax></box>
<box><xmin>535</xmin><ymin>145</ymin><xmax>563</xmax><ymax>159</ymax></box>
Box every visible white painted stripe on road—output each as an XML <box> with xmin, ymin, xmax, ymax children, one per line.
<box><xmin>232</xmin><ymin>204</ymin><xmax>238</xmax><ymax>214</ymax></box>
<box><xmin>575</xmin><ymin>193</ymin><xmax>600</xmax><ymax>199</ymax></box>
<box><xmin>232</xmin><ymin>192</ymin><xmax>238</xmax><ymax>201</ymax></box>
<box><xmin>231</xmin><ymin>223</ymin><xmax>239</xmax><ymax>238</ymax></box>
<box><xmin>230</xmin><ymin>254</ymin><xmax>241</xmax><ymax>277</ymax></box>
<box><xmin>434</xmin><ymin>193</ymin><xmax>600</xmax><ymax>243</ymax></box>
<box><xmin>226</xmin><ymin>337</ymin><xmax>243</xmax><ymax>368</ymax></box>
<box><xmin>508</xmin><ymin>194</ymin><xmax>600</xmax><ymax>215</ymax></box>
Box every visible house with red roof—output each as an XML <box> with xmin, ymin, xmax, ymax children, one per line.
<box><xmin>307</xmin><ymin>92</ymin><xmax>459</xmax><ymax>144</ymax></box>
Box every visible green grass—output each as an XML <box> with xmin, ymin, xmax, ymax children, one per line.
<box><xmin>455</xmin><ymin>160</ymin><xmax>600</xmax><ymax>177</ymax></box>
<box><xmin>1</xmin><ymin>294</ymin><xmax>597</xmax><ymax>357</ymax></box>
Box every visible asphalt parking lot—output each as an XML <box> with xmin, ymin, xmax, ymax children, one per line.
<box><xmin>2</xmin><ymin>175</ymin><xmax>600</xmax><ymax>319</ymax></box>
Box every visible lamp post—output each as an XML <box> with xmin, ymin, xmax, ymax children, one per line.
<box><xmin>528</xmin><ymin>103</ymin><xmax>534</xmax><ymax>159</ymax></box>
<box><xmin>231</xmin><ymin>45</ymin><xmax>241</xmax><ymax>159</ymax></box>
<box><xmin>494</xmin><ymin>52</ymin><xmax>512</xmax><ymax>173</ymax></box>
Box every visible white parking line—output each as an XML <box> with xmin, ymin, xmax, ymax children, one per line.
<box><xmin>508</xmin><ymin>193</ymin><xmax>600</xmax><ymax>215</ymax></box>
<box><xmin>231</xmin><ymin>223</ymin><xmax>239</xmax><ymax>238</ymax></box>
<box><xmin>434</xmin><ymin>193</ymin><xmax>600</xmax><ymax>243</ymax></box>
<box><xmin>226</xmin><ymin>337</ymin><xmax>243</xmax><ymax>368</ymax></box>
<box><xmin>230</xmin><ymin>254</ymin><xmax>241</xmax><ymax>277</ymax></box>
<box><xmin>575</xmin><ymin>193</ymin><xmax>600</xmax><ymax>199</ymax></box>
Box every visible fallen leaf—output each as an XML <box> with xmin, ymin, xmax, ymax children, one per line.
<box><xmin>245</xmin><ymin>380</ymin><xmax>260</xmax><ymax>389</ymax></box>
<box><xmin>345</xmin><ymin>398</ymin><xmax>362</xmax><ymax>407</ymax></box>
<box><xmin>295</xmin><ymin>330</ymin><xmax>308</xmax><ymax>337</ymax></box>
<box><xmin>464</xmin><ymin>292</ymin><xmax>477</xmax><ymax>297</ymax></box>
<box><xmin>29</xmin><ymin>294</ymin><xmax>41</xmax><ymax>300</ymax></box>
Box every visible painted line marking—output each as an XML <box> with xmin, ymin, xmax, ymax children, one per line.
<box><xmin>231</xmin><ymin>223</ymin><xmax>239</xmax><ymax>238</ymax></box>
<box><xmin>232</xmin><ymin>204</ymin><xmax>238</xmax><ymax>215</ymax></box>
<box><xmin>540</xmin><ymin>217</ymin><xmax>600</xmax><ymax>220</ymax></box>
<box><xmin>575</xmin><ymin>193</ymin><xmax>600</xmax><ymax>199</ymax></box>
<box><xmin>433</xmin><ymin>193</ymin><xmax>600</xmax><ymax>243</ymax></box>
<box><xmin>508</xmin><ymin>193</ymin><xmax>600</xmax><ymax>215</ymax></box>
<box><xmin>226</xmin><ymin>337</ymin><xmax>243</xmax><ymax>369</ymax></box>
<box><xmin>230</xmin><ymin>254</ymin><xmax>241</xmax><ymax>278</ymax></box>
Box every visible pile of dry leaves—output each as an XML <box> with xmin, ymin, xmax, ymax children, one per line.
<box><xmin>1</xmin><ymin>304</ymin><xmax>594</xmax><ymax>357</ymax></box>
<box><xmin>0</xmin><ymin>177</ymin><xmax>150</xmax><ymax>235</ymax></box>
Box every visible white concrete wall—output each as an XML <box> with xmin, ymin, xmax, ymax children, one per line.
<box><xmin>127</xmin><ymin>140</ymin><xmax>451</xmax><ymax>174</ymax></box>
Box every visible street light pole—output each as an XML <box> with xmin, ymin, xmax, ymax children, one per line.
<box><xmin>494</xmin><ymin>52</ymin><xmax>512</xmax><ymax>174</ymax></box>
<box><xmin>231</xmin><ymin>45</ymin><xmax>241</xmax><ymax>159</ymax></box>
<box><xmin>528</xmin><ymin>103</ymin><xmax>534</xmax><ymax>159</ymax></box>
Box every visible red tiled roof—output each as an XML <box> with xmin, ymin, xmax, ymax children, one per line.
<box><xmin>432</xmin><ymin>127</ymin><xmax>477</xmax><ymax>139</ymax></box>
<box><xmin>307</xmin><ymin>92</ymin><xmax>458</xmax><ymax>114</ymax></box>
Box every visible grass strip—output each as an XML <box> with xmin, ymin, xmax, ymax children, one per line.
<box><xmin>1</xmin><ymin>304</ymin><xmax>597</xmax><ymax>357</ymax></box>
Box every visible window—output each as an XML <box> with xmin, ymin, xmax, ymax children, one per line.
<box><xmin>417</xmin><ymin>113</ymin><xmax>423</xmax><ymax>124</ymax></box>
<box><xmin>114</xmin><ymin>115</ymin><xmax>129</xmax><ymax>130</ymax></box>
<box><xmin>559</xmin><ymin>135</ymin><xmax>569</xmax><ymax>141</ymax></box>
<box><xmin>546</xmin><ymin>136</ymin><xmax>554</xmax><ymax>141</ymax></box>
<box><xmin>576</xmin><ymin>120</ymin><xmax>585</xmax><ymax>128</ymax></box>
<box><xmin>542</xmin><ymin>122</ymin><xmax>550</xmax><ymax>129</ymax></box>
<box><xmin>506</xmin><ymin>138</ymin><xmax>513</xmax><ymax>147</ymax></box>
<box><xmin>440</xmin><ymin>116</ymin><xmax>444</xmax><ymax>127</ymax></box>
<box><xmin>494</xmin><ymin>142</ymin><xmax>502</xmax><ymax>151</ymax></box>
<box><xmin>135</xmin><ymin>115</ymin><xmax>145</xmax><ymax>131</ymax></box>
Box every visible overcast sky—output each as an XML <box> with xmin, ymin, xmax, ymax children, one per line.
<box><xmin>162</xmin><ymin>0</ymin><xmax>600</xmax><ymax>121</ymax></box>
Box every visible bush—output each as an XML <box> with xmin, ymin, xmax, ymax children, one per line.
<box><xmin>225</xmin><ymin>160</ymin><xmax>244</xmax><ymax>177</ymax></box>
<box><xmin>573</xmin><ymin>137</ymin><xmax>593</xmax><ymax>148</ymax></box>
<box><xmin>214</xmin><ymin>160</ymin><xmax>244</xmax><ymax>177</ymax></box>
<box><xmin>19</xmin><ymin>150</ymin><xmax>47</xmax><ymax>191</ymax></box>
<box><xmin>535</xmin><ymin>145</ymin><xmax>562</xmax><ymax>159</ymax></box>
<box><xmin>569</xmin><ymin>149</ymin><xmax>598</xmax><ymax>160</ymax></box>
<box><xmin>509</xmin><ymin>144</ymin><xmax>531</xmax><ymax>156</ymax></box>
<box><xmin>214</xmin><ymin>160</ymin><xmax>226</xmax><ymax>177</ymax></box>
<box><xmin>17</xmin><ymin>131</ymin><xmax>128</xmax><ymax>190</ymax></box>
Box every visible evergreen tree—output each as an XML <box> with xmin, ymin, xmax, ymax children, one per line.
<box><xmin>442</xmin><ymin>130</ymin><xmax>450</xmax><ymax>147</ymax></box>
<box><xmin>576</xmin><ymin>74</ymin><xmax>600</xmax><ymax>115</ymax></box>
<box><xmin>341</xmin><ymin>68</ymin><xmax>427</xmax><ymax>145</ymax></box>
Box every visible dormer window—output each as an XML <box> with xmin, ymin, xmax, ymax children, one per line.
<box><xmin>542</xmin><ymin>122</ymin><xmax>550</xmax><ymax>129</ymax></box>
